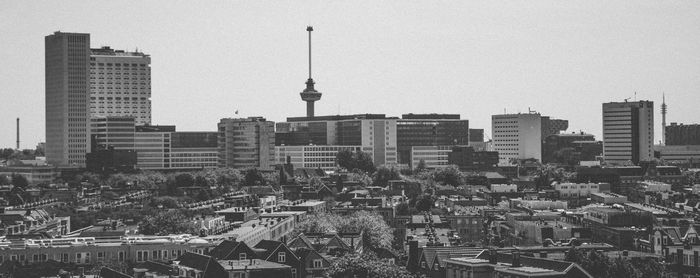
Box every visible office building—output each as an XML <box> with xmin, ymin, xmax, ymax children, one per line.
<box><xmin>275</xmin><ymin>145</ymin><xmax>361</xmax><ymax>170</ymax></box>
<box><xmin>411</xmin><ymin>145</ymin><xmax>453</xmax><ymax>169</ymax></box>
<box><xmin>89</xmin><ymin>46</ymin><xmax>151</xmax><ymax>125</ymax></box>
<box><xmin>541</xmin><ymin>116</ymin><xmax>569</xmax><ymax>138</ymax></box>
<box><xmin>45</xmin><ymin>32</ymin><xmax>91</xmax><ymax>167</ymax></box>
<box><xmin>665</xmin><ymin>123</ymin><xmax>700</xmax><ymax>146</ymax></box>
<box><xmin>655</xmin><ymin>145</ymin><xmax>700</xmax><ymax>166</ymax></box>
<box><xmin>542</xmin><ymin>132</ymin><xmax>599</xmax><ymax>163</ymax></box>
<box><xmin>275</xmin><ymin>114</ymin><xmax>398</xmax><ymax>166</ymax></box>
<box><xmin>602</xmin><ymin>101</ymin><xmax>654</xmax><ymax>165</ymax></box>
<box><xmin>397</xmin><ymin>114</ymin><xmax>469</xmax><ymax>167</ymax></box>
<box><xmin>88</xmin><ymin>118</ymin><xmax>217</xmax><ymax>170</ymax></box>
<box><xmin>133</xmin><ymin>125</ymin><xmax>175</xmax><ymax>169</ymax></box>
<box><xmin>492</xmin><ymin>113</ymin><xmax>542</xmax><ymax>165</ymax></box>
<box><xmin>218</xmin><ymin>117</ymin><xmax>276</xmax><ymax>170</ymax></box>
<box><xmin>170</xmin><ymin>132</ymin><xmax>219</xmax><ymax>169</ymax></box>
<box><xmin>90</xmin><ymin>116</ymin><xmax>136</xmax><ymax>150</ymax></box>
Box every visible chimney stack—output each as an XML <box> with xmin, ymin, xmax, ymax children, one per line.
<box><xmin>489</xmin><ymin>249</ymin><xmax>498</xmax><ymax>264</ymax></box>
<box><xmin>512</xmin><ymin>251</ymin><xmax>521</xmax><ymax>267</ymax></box>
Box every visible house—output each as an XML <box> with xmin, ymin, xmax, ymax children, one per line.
<box><xmin>293</xmin><ymin>248</ymin><xmax>331</xmax><ymax>278</ymax></box>
<box><xmin>254</xmin><ymin>240</ymin><xmax>302</xmax><ymax>278</ymax></box>
<box><xmin>175</xmin><ymin>252</ymin><xmax>229</xmax><ymax>278</ymax></box>
<box><xmin>444</xmin><ymin>250</ymin><xmax>593</xmax><ymax>278</ymax></box>
<box><xmin>288</xmin><ymin>232</ymin><xmax>363</xmax><ymax>255</ymax></box>
<box><xmin>209</xmin><ymin>240</ymin><xmax>258</xmax><ymax>261</ymax></box>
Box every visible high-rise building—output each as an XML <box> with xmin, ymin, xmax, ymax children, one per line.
<box><xmin>665</xmin><ymin>123</ymin><xmax>700</xmax><ymax>146</ymax></box>
<box><xmin>602</xmin><ymin>100</ymin><xmax>654</xmax><ymax>165</ymax></box>
<box><xmin>89</xmin><ymin>46</ymin><xmax>151</xmax><ymax>125</ymax></box>
<box><xmin>492</xmin><ymin>113</ymin><xmax>542</xmax><ymax>165</ymax></box>
<box><xmin>396</xmin><ymin>114</ymin><xmax>469</xmax><ymax>167</ymax></box>
<box><xmin>45</xmin><ymin>32</ymin><xmax>91</xmax><ymax>167</ymax></box>
<box><xmin>218</xmin><ymin>117</ymin><xmax>276</xmax><ymax>170</ymax></box>
<box><xmin>275</xmin><ymin>114</ymin><xmax>398</xmax><ymax>166</ymax></box>
<box><xmin>541</xmin><ymin>117</ymin><xmax>569</xmax><ymax>138</ymax></box>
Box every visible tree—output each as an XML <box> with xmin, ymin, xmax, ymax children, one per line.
<box><xmin>336</xmin><ymin>149</ymin><xmax>376</xmax><ymax>173</ymax></box>
<box><xmin>396</xmin><ymin>203</ymin><xmax>410</xmax><ymax>216</ymax></box>
<box><xmin>11</xmin><ymin>174</ymin><xmax>29</xmax><ymax>188</ymax></box>
<box><xmin>344</xmin><ymin>211</ymin><xmax>393</xmax><ymax>250</ymax></box>
<box><xmin>433</xmin><ymin>165</ymin><xmax>463</xmax><ymax>186</ymax></box>
<box><xmin>0</xmin><ymin>175</ymin><xmax>10</xmax><ymax>185</ymax></box>
<box><xmin>373</xmin><ymin>166</ymin><xmax>401</xmax><ymax>186</ymax></box>
<box><xmin>414</xmin><ymin>194</ymin><xmax>434</xmax><ymax>212</ymax></box>
<box><xmin>243</xmin><ymin>168</ymin><xmax>265</xmax><ymax>186</ymax></box>
<box><xmin>138</xmin><ymin>210</ymin><xmax>198</xmax><ymax>235</ymax></box>
<box><xmin>175</xmin><ymin>173</ymin><xmax>195</xmax><ymax>187</ymax></box>
<box><xmin>325</xmin><ymin>252</ymin><xmax>414</xmax><ymax>278</ymax></box>
<box><xmin>415</xmin><ymin>159</ymin><xmax>427</xmax><ymax>173</ymax></box>
<box><xmin>564</xmin><ymin>247</ymin><xmax>665</xmax><ymax>278</ymax></box>
<box><xmin>291</xmin><ymin>211</ymin><xmax>394</xmax><ymax>251</ymax></box>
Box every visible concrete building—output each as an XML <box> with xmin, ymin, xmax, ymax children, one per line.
<box><xmin>655</xmin><ymin>145</ymin><xmax>700</xmax><ymax>165</ymax></box>
<box><xmin>45</xmin><ymin>32</ymin><xmax>91</xmax><ymax>167</ymax></box>
<box><xmin>590</xmin><ymin>192</ymin><xmax>628</xmax><ymax>204</ymax></box>
<box><xmin>665</xmin><ymin>123</ymin><xmax>700</xmax><ymax>146</ymax></box>
<box><xmin>397</xmin><ymin>114</ymin><xmax>469</xmax><ymax>167</ymax></box>
<box><xmin>602</xmin><ymin>100</ymin><xmax>654</xmax><ymax>165</ymax></box>
<box><xmin>275</xmin><ymin>145</ymin><xmax>361</xmax><ymax>170</ymax></box>
<box><xmin>492</xmin><ymin>113</ymin><xmax>542</xmax><ymax>165</ymax></box>
<box><xmin>411</xmin><ymin>145</ymin><xmax>452</xmax><ymax>169</ymax></box>
<box><xmin>90</xmin><ymin>116</ymin><xmax>136</xmax><ymax>150</ymax></box>
<box><xmin>541</xmin><ymin>117</ymin><xmax>569</xmax><ymax>138</ymax></box>
<box><xmin>170</xmin><ymin>132</ymin><xmax>218</xmax><ymax>169</ymax></box>
<box><xmin>89</xmin><ymin>46</ymin><xmax>151</xmax><ymax>125</ymax></box>
<box><xmin>275</xmin><ymin>114</ymin><xmax>397</xmax><ymax>166</ymax></box>
<box><xmin>218</xmin><ymin>117</ymin><xmax>275</xmax><ymax>170</ymax></box>
<box><xmin>553</xmin><ymin>183</ymin><xmax>600</xmax><ymax>199</ymax></box>
<box><xmin>542</xmin><ymin>133</ymin><xmax>598</xmax><ymax>164</ymax></box>
<box><xmin>134</xmin><ymin>125</ymin><xmax>175</xmax><ymax>170</ymax></box>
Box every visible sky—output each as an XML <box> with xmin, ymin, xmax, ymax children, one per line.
<box><xmin>1</xmin><ymin>1</ymin><xmax>700</xmax><ymax>149</ymax></box>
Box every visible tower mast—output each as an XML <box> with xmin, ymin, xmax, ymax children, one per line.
<box><xmin>299</xmin><ymin>26</ymin><xmax>322</xmax><ymax>118</ymax></box>
<box><xmin>661</xmin><ymin>93</ymin><xmax>667</xmax><ymax>145</ymax></box>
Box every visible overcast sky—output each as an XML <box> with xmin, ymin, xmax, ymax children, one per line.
<box><xmin>1</xmin><ymin>1</ymin><xmax>700</xmax><ymax>149</ymax></box>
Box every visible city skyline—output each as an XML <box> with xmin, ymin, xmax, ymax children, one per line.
<box><xmin>2</xmin><ymin>1</ymin><xmax>700</xmax><ymax>149</ymax></box>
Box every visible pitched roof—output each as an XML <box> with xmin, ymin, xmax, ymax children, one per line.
<box><xmin>474</xmin><ymin>251</ymin><xmax>577</xmax><ymax>273</ymax></box>
<box><xmin>288</xmin><ymin>234</ymin><xmax>314</xmax><ymax>250</ymax></box>
<box><xmin>99</xmin><ymin>267</ymin><xmax>132</xmax><ymax>278</ymax></box>
<box><xmin>254</xmin><ymin>240</ymin><xmax>285</xmax><ymax>259</ymax></box>
<box><xmin>178</xmin><ymin>252</ymin><xmax>228</xmax><ymax>278</ymax></box>
<box><xmin>421</xmin><ymin>247</ymin><xmax>485</xmax><ymax>268</ymax></box>
<box><xmin>209</xmin><ymin>240</ymin><xmax>240</xmax><ymax>259</ymax></box>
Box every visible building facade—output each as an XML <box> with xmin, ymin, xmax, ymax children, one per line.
<box><xmin>275</xmin><ymin>145</ymin><xmax>361</xmax><ymax>170</ymax></box>
<box><xmin>218</xmin><ymin>117</ymin><xmax>276</xmax><ymax>170</ymax></box>
<box><xmin>45</xmin><ymin>32</ymin><xmax>91</xmax><ymax>167</ymax></box>
<box><xmin>89</xmin><ymin>46</ymin><xmax>151</xmax><ymax>125</ymax></box>
<box><xmin>665</xmin><ymin>123</ymin><xmax>700</xmax><ymax>146</ymax></box>
<box><xmin>397</xmin><ymin>114</ymin><xmax>469</xmax><ymax>167</ymax></box>
<box><xmin>275</xmin><ymin>114</ymin><xmax>398</xmax><ymax>167</ymax></box>
<box><xmin>602</xmin><ymin>101</ymin><xmax>654</xmax><ymax>165</ymax></box>
<box><xmin>492</xmin><ymin>113</ymin><xmax>542</xmax><ymax>165</ymax></box>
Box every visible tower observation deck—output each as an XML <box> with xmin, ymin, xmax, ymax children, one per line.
<box><xmin>300</xmin><ymin>26</ymin><xmax>322</xmax><ymax>118</ymax></box>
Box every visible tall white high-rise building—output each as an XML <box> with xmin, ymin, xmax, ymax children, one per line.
<box><xmin>492</xmin><ymin>113</ymin><xmax>542</xmax><ymax>165</ymax></box>
<box><xmin>45</xmin><ymin>32</ymin><xmax>91</xmax><ymax>167</ymax></box>
<box><xmin>89</xmin><ymin>46</ymin><xmax>151</xmax><ymax>125</ymax></box>
<box><xmin>602</xmin><ymin>100</ymin><xmax>654</xmax><ymax>165</ymax></box>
